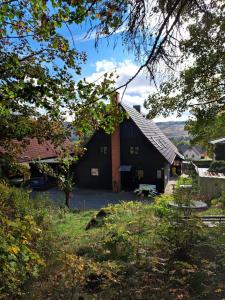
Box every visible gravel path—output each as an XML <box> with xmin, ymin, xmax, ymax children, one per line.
<box><xmin>31</xmin><ymin>188</ymin><xmax>152</xmax><ymax>210</ymax></box>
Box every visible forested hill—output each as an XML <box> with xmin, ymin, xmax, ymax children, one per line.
<box><xmin>65</xmin><ymin>120</ymin><xmax>190</xmax><ymax>142</ymax></box>
<box><xmin>156</xmin><ymin>121</ymin><xmax>190</xmax><ymax>141</ymax></box>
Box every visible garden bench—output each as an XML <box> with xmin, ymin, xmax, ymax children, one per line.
<box><xmin>134</xmin><ymin>184</ymin><xmax>157</xmax><ymax>197</ymax></box>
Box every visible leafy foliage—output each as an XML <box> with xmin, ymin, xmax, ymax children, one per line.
<box><xmin>0</xmin><ymin>0</ymin><xmax>128</xmax><ymax>166</ymax></box>
<box><xmin>0</xmin><ymin>189</ymin><xmax>224</xmax><ymax>299</ymax></box>
<box><xmin>0</xmin><ymin>182</ymin><xmax>46</xmax><ymax>298</ymax></box>
<box><xmin>153</xmin><ymin>194</ymin><xmax>173</xmax><ymax>217</ymax></box>
<box><xmin>209</xmin><ymin>160</ymin><xmax>225</xmax><ymax>175</ymax></box>
<box><xmin>145</xmin><ymin>0</ymin><xmax>225</xmax><ymax>146</ymax></box>
<box><xmin>1</xmin><ymin>0</ymin><xmax>221</xmax><ymax>164</ymax></box>
<box><xmin>211</xmin><ymin>192</ymin><xmax>225</xmax><ymax>209</ymax></box>
<box><xmin>37</xmin><ymin>157</ymin><xmax>76</xmax><ymax>207</ymax></box>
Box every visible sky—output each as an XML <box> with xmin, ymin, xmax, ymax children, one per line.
<box><xmin>65</xmin><ymin>25</ymin><xmax>189</xmax><ymax>123</ymax></box>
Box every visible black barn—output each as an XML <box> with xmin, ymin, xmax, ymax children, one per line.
<box><xmin>74</xmin><ymin>103</ymin><xmax>183</xmax><ymax>193</ymax></box>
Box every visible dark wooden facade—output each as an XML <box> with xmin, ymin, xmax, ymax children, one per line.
<box><xmin>73</xmin><ymin>118</ymin><xmax>171</xmax><ymax>193</ymax></box>
<box><xmin>74</xmin><ymin>130</ymin><xmax>112</xmax><ymax>189</ymax></box>
<box><xmin>120</xmin><ymin>119</ymin><xmax>170</xmax><ymax>192</ymax></box>
<box><xmin>214</xmin><ymin>144</ymin><xmax>225</xmax><ymax>161</ymax></box>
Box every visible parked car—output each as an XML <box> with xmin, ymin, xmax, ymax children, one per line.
<box><xmin>25</xmin><ymin>176</ymin><xmax>55</xmax><ymax>191</ymax></box>
<box><xmin>9</xmin><ymin>177</ymin><xmax>24</xmax><ymax>187</ymax></box>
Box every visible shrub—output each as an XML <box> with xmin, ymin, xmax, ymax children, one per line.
<box><xmin>211</xmin><ymin>192</ymin><xmax>225</xmax><ymax>208</ymax></box>
<box><xmin>153</xmin><ymin>194</ymin><xmax>173</xmax><ymax>218</ymax></box>
<box><xmin>156</xmin><ymin>210</ymin><xmax>206</xmax><ymax>260</ymax></box>
<box><xmin>102</xmin><ymin>223</ymin><xmax>134</xmax><ymax>261</ymax></box>
<box><xmin>0</xmin><ymin>182</ymin><xmax>48</xmax><ymax>298</ymax></box>
<box><xmin>209</xmin><ymin>160</ymin><xmax>225</xmax><ymax>174</ymax></box>
<box><xmin>175</xmin><ymin>175</ymin><xmax>193</xmax><ymax>188</ymax></box>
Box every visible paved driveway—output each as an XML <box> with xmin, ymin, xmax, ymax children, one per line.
<box><xmin>31</xmin><ymin>188</ymin><xmax>152</xmax><ymax>210</ymax></box>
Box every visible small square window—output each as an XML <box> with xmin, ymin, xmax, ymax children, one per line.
<box><xmin>137</xmin><ymin>169</ymin><xmax>144</xmax><ymax>180</ymax></box>
<box><xmin>91</xmin><ymin>168</ymin><xmax>99</xmax><ymax>176</ymax></box>
<box><xmin>100</xmin><ymin>146</ymin><xmax>108</xmax><ymax>155</ymax></box>
<box><xmin>130</xmin><ymin>146</ymin><xmax>139</xmax><ymax>155</ymax></box>
<box><xmin>130</xmin><ymin>146</ymin><xmax>134</xmax><ymax>155</ymax></box>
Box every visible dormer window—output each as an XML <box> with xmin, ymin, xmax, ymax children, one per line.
<box><xmin>130</xmin><ymin>146</ymin><xmax>139</xmax><ymax>155</ymax></box>
<box><xmin>100</xmin><ymin>146</ymin><xmax>108</xmax><ymax>155</ymax></box>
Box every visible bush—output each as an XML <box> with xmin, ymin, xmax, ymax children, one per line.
<box><xmin>153</xmin><ymin>194</ymin><xmax>173</xmax><ymax>217</ymax></box>
<box><xmin>209</xmin><ymin>160</ymin><xmax>225</xmax><ymax>174</ymax></box>
<box><xmin>211</xmin><ymin>192</ymin><xmax>225</xmax><ymax>208</ymax></box>
<box><xmin>175</xmin><ymin>176</ymin><xmax>193</xmax><ymax>188</ymax></box>
<box><xmin>102</xmin><ymin>223</ymin><xmax>134</xmax><ymax>261</ymax></box>
<box><xmin>0</xmin><ymin>182</ymin><xmax>49</xmax><ymax>298</ymax></box>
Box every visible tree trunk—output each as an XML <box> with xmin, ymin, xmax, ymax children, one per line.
<box><xmin>65</xmin><ymin>191</ymin><xmax>70</xmax><ymax>208</ymax></box>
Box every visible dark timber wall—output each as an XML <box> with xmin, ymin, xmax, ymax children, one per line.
<box><xmin>215</xmin><ymin>144</ymin><xmax>225</xmax><ymax>161</ymax></box>
<box><xmin>74</xmin><ymin>119</ymin><xmax>169</xmax><ymax>192</ymax></box>
<box><xmin>74</xmin><ymin>130</ymin><xmax>112</xmax><ymax>189</ymax></box>
<box><xmin>120</xmin><ymin>119</ymin><xmax>168</xmax><ymax>192</ymax></box>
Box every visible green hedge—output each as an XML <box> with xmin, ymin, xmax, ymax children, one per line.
<box><xmin>209</xmin><ymin>160</ymin><xmax>225</xmax><ymax>174</ymax></box>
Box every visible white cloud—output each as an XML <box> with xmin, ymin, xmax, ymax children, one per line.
<box><xmin>86</xmin><ymin>58</ymin><xmax>156</xmax><ymax>104</ymax></box>
<box><xmin>86</xmin><ymin>58</ymin><xmax>189</xmax><ymax>122</ymax></box>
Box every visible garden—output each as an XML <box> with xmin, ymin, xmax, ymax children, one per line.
<box><xmin>0</xmin><ymin>175</ymin><xmax>225</xmax><ymax>299</ymax></box>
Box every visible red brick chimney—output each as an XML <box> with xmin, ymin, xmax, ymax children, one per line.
<box><xmin>111</xmin><ymin>92</ymin><xmax>121</xmax><ymax>192</ymax></box>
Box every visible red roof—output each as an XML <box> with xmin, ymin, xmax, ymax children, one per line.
<box><xmin>0</xmin><ymin>138</ymin><xmax>74</xmax><ymax>162</ymax></box>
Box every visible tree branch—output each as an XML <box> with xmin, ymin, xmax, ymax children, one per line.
<box><xmin>0</xmin><ymin>0</ymin><xmax>17</xmax><ymax>6</ymax></box>
<box><xmin>189</xmin><ymin>96</ymin><xmax>225</xmax><ymax>107</ymax></box>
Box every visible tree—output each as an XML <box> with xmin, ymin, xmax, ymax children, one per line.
<box><xmin>0</xmin><ymin>0</ymin><xmax>126</xmax><ymax>162</ymax></box>
<box><xmin>1</xmin><ymin>0</ymin><xmax>222</xmax><ymax>160</ymax></box>
<box><xmin>144</xmin><ymin>0</ymin><xmax>224</xmax><ymax>146</ymax></box>
<box><xmin>37</xmin><ymin>157</ymin><xmax>75</xmax><ymax>208</ymax></box>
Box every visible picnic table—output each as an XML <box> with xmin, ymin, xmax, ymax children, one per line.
<box><xmin>134</xmin><ymin>184</ymin><xmax>157</xmax><ymax>197</ymax></box>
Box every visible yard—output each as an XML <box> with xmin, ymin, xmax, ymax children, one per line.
<box><xmin>1</xmin><ymin>176</ymin><xmax>225</xmax><ymax>299</ymax></box>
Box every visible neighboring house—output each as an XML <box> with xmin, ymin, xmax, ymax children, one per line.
<box><xmin>73</xmin><ymin>102</ymin><xmax>183</xmax><ymax>193</ymax></box>
<box><xmin>210</xmin><ymin>137</ymin><xmax>225</xmax><ymax>161</ymax></box>
<box><xmin>0</xmin><ymin>138</ymin><xmax>73</xmax><ymax>177</ymax></box>
<box><xmin>183</xmin><ymin>147</ymin><xmax>205</xmax><ymax>161</ymax></box>
<box><xmin>177</xmin><ymin>143</ymin><xmax>189</xmax><ymax>154</ymax></box>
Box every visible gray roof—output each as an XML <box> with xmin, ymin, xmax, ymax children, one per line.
<box><xmin>121</xmin><ymin>103</ymin><xmax>183</xmax><ymax>164</ymax></box>
<box><xmin>177</xmin><ymin>144</ymin><xmax>189</xmax><ymax>154</ymax></box>
<box><xmin>183</xmin><ymin>147</ymin><xmax>202</xmax><ymax>156</ymax></box>
<box><xmin>210</xmin><ymin>137</ymin><xmax>225</xmax><ymax>145</ymax></box>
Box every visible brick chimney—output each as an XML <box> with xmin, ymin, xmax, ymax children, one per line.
<box><xmin>111</xmin><ymin>92</ymin><xmax>121</xmax><ymax>192</ymax></box>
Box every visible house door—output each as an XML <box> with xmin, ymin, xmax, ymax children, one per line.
<box><xmin>121</xmin><ymin>171</ymin><xmax>133</xmax><ymax>191</ymax></box>
<box><xmin>119</xmin><ymin>165</ymin><xmax>134</xmax><ymax>191</ymax></box>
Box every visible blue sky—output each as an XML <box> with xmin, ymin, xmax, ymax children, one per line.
<box><xmin>63</xmin><ymin>24</ymin><xmax>189</xmax><ymax>122</ymax></box>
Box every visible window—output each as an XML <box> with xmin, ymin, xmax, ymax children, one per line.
<box><xmin>157</xmin><ymin>170</ymin><xmax>162</xmax><ymax>179</ymax></box>
<box><xmin>130</xmin><ymin>146</ymin><xmax>139</xmax><ymax>155</ymax></box>
<box><xmin>100</xmin><ymin>146</ymin><xmax>108</xmax><ymax>155</ymax></box>
<box><xmin>91</xmin><ymin>168</ymin><xmax>99</xmax><ymax>176</ymax></box>
<box><xmin>137</xmin><ymin>169</ymin><xmax>144</xmax><ymax>180</ymax></box>
<box><xmin>173</xmin><ymin>160</ymin><xmax>180</xmax><ymax>166</ymax></box>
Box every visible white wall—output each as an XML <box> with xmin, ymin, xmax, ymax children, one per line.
<box><xmin>184</xmin><ymin>149</ymin><xmax>201</xmax><ymax>161</ymax></box>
